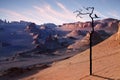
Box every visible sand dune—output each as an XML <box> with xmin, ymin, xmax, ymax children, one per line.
<box><xmin>23</xmin><ymin>33</ymin><xmax>120</xmax><ymax>80</ymax></box>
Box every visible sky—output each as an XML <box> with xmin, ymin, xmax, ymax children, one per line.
<box><xmin>0</xmin><ymin>0</ymin><xmax>120</xmax><ymax>25</ymax></box>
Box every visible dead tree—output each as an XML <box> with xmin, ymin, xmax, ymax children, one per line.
<box><xmin>74</xmin><ymin>7</ymin><xmax>99</xmax><ymax>75</ymax></box>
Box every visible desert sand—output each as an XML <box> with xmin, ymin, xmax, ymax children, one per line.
<box><xmin>23</xmin><ymin>33</ymin><xmax>120</xmax><ymax>80</ymax></box>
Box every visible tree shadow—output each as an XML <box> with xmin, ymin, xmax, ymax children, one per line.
<box><xmin>92</xmin><ymin>74</ymin><xmax>115</xmax><ymax>80</ymax></box>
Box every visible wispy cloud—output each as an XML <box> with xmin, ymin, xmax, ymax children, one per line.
<box><xmin>0</xmin><ymin>2</ymin><xmax>87</xmax><ymax>25</ymax></box>
<box><xmin>56</xmin><ymin>2</ymin><xmax>69</xmax><ymax>13</ymax></box>
<box><xmin>33</xmin><ymin>5</ymin><xmax>65</xmax><ymax>24</ymax></box>
<box><xmin>32</xmin><ymin>2</ymin><xmax>85</xmax><ymax>24</ymax></box>
<box><xmin>0</xmin><ymin>8</ymin><xmax>38</xmax><ymax>23</ymax></box>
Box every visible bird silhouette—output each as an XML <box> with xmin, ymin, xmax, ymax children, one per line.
<box><xmin>94</xmin><ymin>14</ymin><xmax>99</xmax><ymax>18</ymax></box>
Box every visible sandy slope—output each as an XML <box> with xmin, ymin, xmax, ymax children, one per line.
<box><xmin>23</xmin><ymin>33</ymin><xmax>120</xmax><ymax>80</ymax></box>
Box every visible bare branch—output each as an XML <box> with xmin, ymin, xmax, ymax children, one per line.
<box><xmin>73</xmin><ymin>9</ymin><xmax>90</xmax><ymax>18</ymax></box>
<box><xmin>73</xmin><ymin>7</ymin><xmax>99</xmax><ymax>19</ymax></box>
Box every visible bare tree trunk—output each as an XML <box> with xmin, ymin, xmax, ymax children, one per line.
<box><xmin>74</xmin><ymin>7</ymin><xmax>97</xmax><ymax>75</ymax></box>
<box><xmin>89</xmin><ymin>13</ymin><xmax>94</xmax><ymax>75</ymax></box>
<box><xmin>90</xmin><ymin>18</ymin><xmax>94</xmax><ymax>75</ymax></box>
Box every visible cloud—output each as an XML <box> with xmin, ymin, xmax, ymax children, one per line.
<box><xmin>56</xmin><ymin>2</ymin><xmax>69</xmax><ymax>13</ymax></box>
<box><xmin>0</xmin><ymin>8</ymin><xmax>38</xmax><ymax>23</ymax></box>
<box><xmin>33</xmin><ymin>2</ymin><xmax>85</xmax><ymax>24</ymax></box>
<box><xmin>0</xmin><ymin>2</ymin><xmax>87</xmax><ymax>25</ymax></box>
<box><xmin>33</xmin><ymin>5</ymin><xmax>65</xmax><ymax>24</ymax></box>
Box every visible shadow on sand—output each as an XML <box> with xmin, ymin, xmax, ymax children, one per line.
<box><xmin>92</xmin><ymin>74</ymin><xmax>115</xmax><ymax>80</ymax></box>
<box><xmin>0</xmin><ymin>64</ymin><xmax>50</xmax><ymax>80</ymax></box>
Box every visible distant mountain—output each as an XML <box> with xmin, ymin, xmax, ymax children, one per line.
<box><xmin>0</xmin><ymin>19</ymin><xmax>31</xmax><ymax>25</ymax></box>
<box><xmin>25</xmin><ymin>23</ymin><xmax>64</xmax><ymax>51</ymax></box>
<box><xmin>24</xmin><ymin>18</ymin><xmax>120</xmax><ymax>53</ymax></box>
<box><xmin>60</xmin><ymin>18</ymin><xmax>119</xmax><ymax>33</ymax></box>
<box><xmin>0</xmin><ymin>18</ymin><xmax>119</xmax><ymax>57</ymax></box>
<box><xmin>40</xmin><ymin>23</ymin><xmax>57</xmax><ymax>28</ymax></box>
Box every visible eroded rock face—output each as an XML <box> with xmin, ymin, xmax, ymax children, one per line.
<box><xmin>67</xmin><ymin>31</ymin><xmax>103</xmax><ymax>50</ymax></box>
<box><xmin>25</xmin><ymin>23</ymin><xmax>39</xmax><ymax>34</ymax></box>
<box><xmin>116</xmin><ymin>22</ymin><xmax>120</xmax><ymax>40</ymax></box>
<box><xmin>25</xmin><ymin>23</ymin><xmax>63</xmax><ymax>51</ymax></box>
<box><xmin>66</xmin><ymin>30</ymin><xmax>82</xmax><ymax>39</ymax></box>
<box><xmin>106</xmin><ymin>21</ymin><xmax>118</xmax><ymax>33</ymax></box>
<box><xmin>60</xmin><ymin>18</ymin><xmax>119</xmax><ymax>33</ymax></box>
<box><xmin>94</xmin><ymin>23</ymin><xmax>104</xmax><ymax>30</ymax></box>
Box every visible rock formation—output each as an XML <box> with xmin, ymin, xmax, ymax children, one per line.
<box><xmin>67</xmin><ymin>31</ymin><xmax>103</xmax><ymax>50</ymax></box>
<box><xmin>116</xmin><ymin>22</ymin><xmax>120</xmax><ymax>40</ymax></box>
